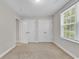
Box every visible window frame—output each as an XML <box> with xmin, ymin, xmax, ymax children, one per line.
<box><xmin>60</xmin><ymin>2</ymin><xmax>79</xmax><ymax>43</ymax></box>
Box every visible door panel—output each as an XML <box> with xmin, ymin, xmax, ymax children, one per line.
<box><xmin>25</xmin><ymin>20</ymin><xmax>36</xmax><ymax>42</ymax></box>
<box><xmin>20</xmin><ymin>19</ymin><xmax>53</xmax><ymax>43</ymax></box>
<box><xmin>38</xmin><ymin>20</ymin><xmax>53</xmax><ymax>42</ymax></box>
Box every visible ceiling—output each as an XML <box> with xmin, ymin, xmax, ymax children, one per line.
<box><xmin>5</xmin><ymin>0</ymin><xmax>70</xmax><ymax>18</ymax></box>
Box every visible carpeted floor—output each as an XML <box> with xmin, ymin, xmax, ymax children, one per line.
<box><xmin>1</xmin><ymin>43</ymin><xmax>73</xmax><ymax>59</ymax></box>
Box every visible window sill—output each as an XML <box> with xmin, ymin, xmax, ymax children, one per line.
<box><xmin>61</xmin><ymin>37</ymin><xmax>79</xmax><ymax>44</ymax></box>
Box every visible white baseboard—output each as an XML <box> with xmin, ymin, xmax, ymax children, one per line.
<box><xmin>17</xmin><ymin>41</ymin><xmax>28</xmax><ymax>44</ymax></box>
<box><xmin>0</xmin><ymin>45</ymin><xmax>16</xmax><ymax>58</ymax></box>
<box><xmin>75</xmin><ymin>58</ymin><xmax>79</xmax><ymax>59</ymax></box>
<box><xmin>53</xmin><ymin>42</ymin><xmax>77</xmax><ymax>59</ymax></box>
<box><xmin>74</xmin><ymin>58</ymin><xmax>79</xmax><ymax>59</ymax></box>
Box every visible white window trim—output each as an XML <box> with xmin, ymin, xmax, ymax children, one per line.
<box><xmin>60</xmin><ymin>2</ymin><xmax>79</xmax><ymax>43</ymax></box>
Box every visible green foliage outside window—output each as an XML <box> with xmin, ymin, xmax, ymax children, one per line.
<box><xmin>63</xmin><ymin>7</ymin><xmax>76</xmax><ymax>40</ymax></box>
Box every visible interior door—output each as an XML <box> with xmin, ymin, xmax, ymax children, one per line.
<box><xmin>38</xmin><ymin>19</ymin><xmax>53</xmax><ymax>42</ymax></box>
<box><xmin>20</xmin><ymin>19</ymin><xmax>53</xmax><ymax>43</ymax></box>
<box><xmin>25</xmin><ymin>20</ymin><xmax>37</xmax><ymax>42</ymax></box>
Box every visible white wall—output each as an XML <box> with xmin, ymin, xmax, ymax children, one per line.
<box><xmin>53</xmin><ymin>0</ymin><xmax>79</xmax><ymax>58</ymax></box>
<box><xmin>16</xmin><ymin>19</ymin><xmax>19</xmax><ymax>42</ymax></box>
<box><xmin>19</xmin><ymin>17</ymin><xmax>53</xmax><ymax>43</ymax></box>
<box><xmin>0</xmin><ymin>0</ymin><xmax>18</xmax><ymax>56</ymax></box>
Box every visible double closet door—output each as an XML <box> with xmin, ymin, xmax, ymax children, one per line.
<box><xmin>22</xmin><ymin>19</ymin><xmax>53</xmax><ymax>43</ymax></box>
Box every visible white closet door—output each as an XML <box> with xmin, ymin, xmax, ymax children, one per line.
<box><xmin>20</xmin><ymin>19</ymin><xmax>53</xmax><ymax>43</ymax></box>
<box><xmin>38</xmin><ymin>19</ymin><xmax>53</xmax><ymax>42</ymax></box>
<box><xmin>25</xmin><ymin>20</ymin><xmax>36</xmax><ymax>42</ymax></box>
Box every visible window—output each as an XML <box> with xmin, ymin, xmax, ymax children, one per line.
<box><xmin>61</xmin><ymin>2</ymin><xmax>79</xmax><ymax>43</ymax></box>
<box><xmin>64</xmin><ymin>7</ymin><xmax>76</xmax><ymax>40</ymax></box>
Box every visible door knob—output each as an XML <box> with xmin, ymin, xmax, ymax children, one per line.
<box><xmin>26</xmin><ymin>32</ymin><xmax>30</xmax><ymax>34</ymax></box>
<box><xmin>43</xmin><ymin>32</ymin><xmax>47</xmax><ymax>34</ymax></box>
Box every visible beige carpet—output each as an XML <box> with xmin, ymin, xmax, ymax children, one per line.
<box><xmin>1</xmin><ymin>43</ymin><xmax>73</xmax><ymax>59</ymax></box>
